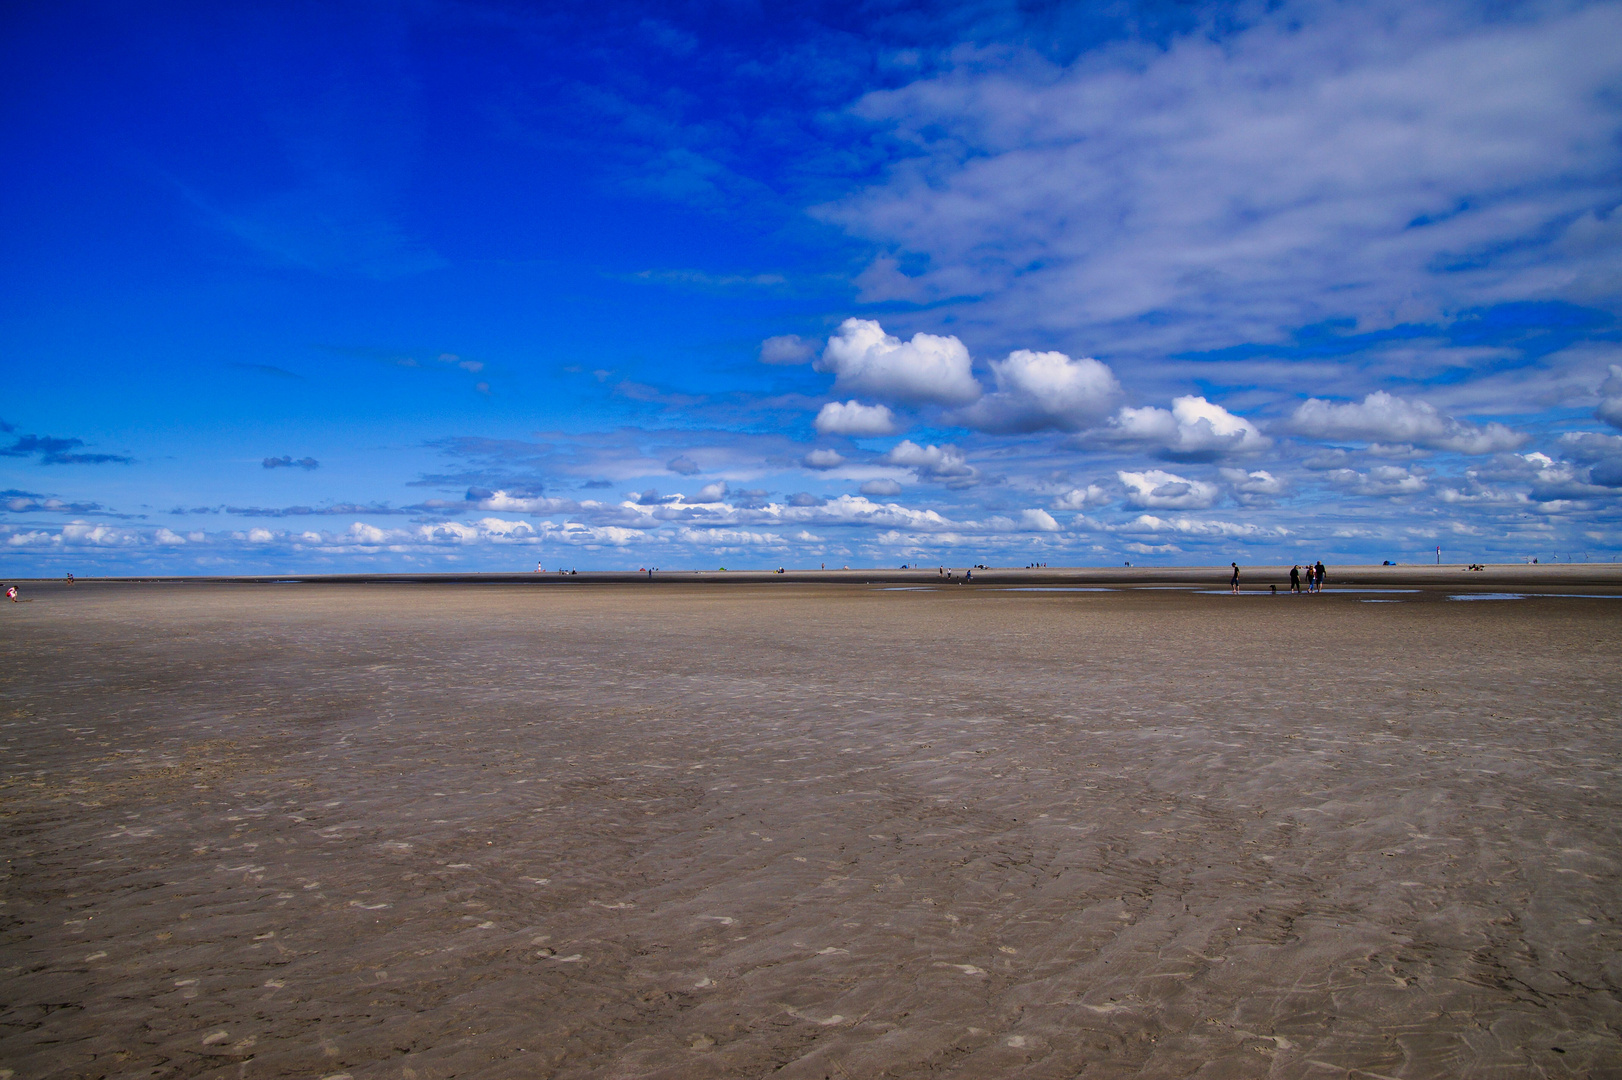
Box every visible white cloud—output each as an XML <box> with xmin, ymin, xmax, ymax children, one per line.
<box><xmin>59</xmin><ymin>522</ymin><xmax>140</xmax><ymax>547</ymax></box>
<box><xmin>826</xmin><ymin>2</ymin><xmax>1622</xmax><ymax>353</ymax></box>
<box><xmin>1116</xmin><ymin>514</ymin><xmax>1286</xmax><ymax>539</ymax></box>
<box><xmin>1598</xmin><ymin>365</ymin><xmax>1622</xmax><ymax>429</ymax></box>
<box><xmin>1102</xmin><ymin>396</ymin><xmax>1269</xmax><ymax>460</ymax></box>
<box><xmin>1220</xmin><ymin>468</ymin><xmax>1287</xmax><ymax>505</ymax></box>
<box><xmin>693</xmin><ymin>480</ymin><xmax>728</xmax><ymax>502</ymax></box>
<box><xmin>1324</xmin><ymin>465</ymin><xmax>1428</xmax><ymax>496</ymax></box>
<box><xmin>860</xmin><ymin>478</ymin><xmax>902</xmax><ymax>496</ymax></box>
<box><xmin>816</xmin><ymin>318</ymin><xmax>981</xmax><ymax>406</ymax></box>
<box><xmin>667</xmin><ymin>455</ymin><xmax>700</xmax><ymax>475</ymax></box>
<box><xmin>802</xmin><ymin>448</ymin><xmax>846</xmax><ymax>469</ymax></box>
<box><xmin>474</xmin><ymin>491</ymin><xmax>578</xmax><ymax>514</ymax></box>
<box><xmin>1287</xmin><ymin>392</ymin><xmax>1526</xmax><ymax>453</ymax></box>
<box><xmin>1117</xmin><ymin>469</ymin><xmax>1219</xmax><ymax>510</ymax></box>
<box><xmin>776</xmin><ymin>493</ymin><xmax>956</xmax><ymax>532</ymax></box>
<box><xmin>884</xmin><ymin>440</ymin><xmax>978</xmax><ymax>487</ymax></box>
<box><xmin>759</xmin><ymin>334</ymin><xmax>817</xmax><ymax>365</ymax></box>
<box><xmin>955</xmin><ymin>349</ymin><xmax>1120</xmax><ymax>433</ymax></box>
<box><xmin>1019</xmin><ymin>508</ymin><xmax>1059</xmax><ymax>532</ymax></box>
<box><xmin>815</xmin><ymin>399</ymin><xmax>898</xmax><ymax>436</ymax></box>
<box><xmin>677</xmin><ymin>527</ymin><xmax>788</xmax><ymax>547</ymax></box>
<box><xmin>1052</xmin><ymin>485</ymin><xmax>1104</xmax><ymax>511</ymax></box>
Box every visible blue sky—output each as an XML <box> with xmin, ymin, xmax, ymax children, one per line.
<box><xmin>4</xmin><ymin>0</ymin><xmax>1622</xmax><ymax>573</ymax></box>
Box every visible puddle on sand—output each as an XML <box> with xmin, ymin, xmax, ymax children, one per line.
<box><xmin>1448</xmin><ymin>592</ymin><xmax>1622</xmax><ymax>601</ymax></box>
<box><xmin>994</xmin><ymin>587</ymin><xmax>1115</xmax><ymax>592</ymax></box>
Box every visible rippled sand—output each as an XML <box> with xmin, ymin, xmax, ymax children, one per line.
<box><xmin>2</xmin><ymin>580</ymin><xmax>1620</xmax><ymax>1078</ymax></box>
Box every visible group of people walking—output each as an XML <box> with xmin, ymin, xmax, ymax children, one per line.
<box><xmin>1228</xmin><ymin>562</ymin><xmax>1326</xmax><ymax>594</ymax></box>
<box><xmin>1289</xmin><ymin>561</ymin><xmax>1326</xmax><ymax>593</ymax></box>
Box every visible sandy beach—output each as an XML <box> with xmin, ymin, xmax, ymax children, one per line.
<box><xmin>2</xmin><ymin>573</ymin><xmax>1621</xmax><ymax>1078</ymax></box>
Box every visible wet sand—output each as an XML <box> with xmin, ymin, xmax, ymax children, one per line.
<box><xmin>2</xmin><ymin>579</ymin><xmax>1621</xmax><ymax>1078</ymax></box>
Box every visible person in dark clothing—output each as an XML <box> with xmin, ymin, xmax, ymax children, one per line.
<box><xmin>1230</xmin><ymin>562</ymin><xmax>1240</xmax><ymax>594</ymax></box>
<box><xmin>1315</xmin><ymin>561</ymin><xmax>1326</xmax><ymax>592</ymax></box>
<box><xmin>1290</xmin><ymin>564</ymin><xmax>1300</xmax><ymax>593</ymax></box>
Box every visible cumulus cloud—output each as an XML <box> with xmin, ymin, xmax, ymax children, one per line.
<box><xmin>759</xmin><ymin>334</ymin><xmax>817</xmax><ymax>365</ymax></box>
<box><xmin>815</xmin><ymin>400</ymin><xmax>897</xmax><ymax>436</ymax></box>
<box><xmin>1598</xmin><ymin>365</ymin><xmax>1622</xmax><ymax>430</ymax></box>
<box><xmin>860</xmin><ymin>478</ymin><xmax>902</xmax><ymax>496</ymax></box>
<box><xmin>884</xmin><ymin>440</ymin><xmax>978</xmax><ymax>487</ymax></box>
<box><xmin>1052</xmin><ymin>485</ymin><xmax>1104</xmax><ymax>511</ymax></box>
<box><xmin>1018</xmin><ymin>508</ymin><xmax>1059</xmax><ymax>532</ymax></box>
<box><xmin>1324</xmin><ymin>465</ymin><xmax>1428</xmax><ymax>497</ymax></box>
<box><xmin>693</xmin><ymin>480</ymin><xmax>728</xmax><ymax>502</ymax></box>
<box><xmin>1118</xmin><ymin>469</ymin><xmax>1219</xmax><ymax>510</ymax></box>
<box><xmin>1101</xmin><ymin>396</ymin><xmax>1268</xmax><ymax>460</ymax></box>
<box><xmin>263</xmin><ymin>455</ymin><xmax>320</xmax><ymax>470</ymax></box>
<box><xmin>666</xmin><ymin>455</ymin><xmax>700</xmax><ymax>475</ymax></box>
<box><xmin>1287</xmin><ymin>392</ymin><xmax>1526</xmax><ymax>454</ymax></box>
<box><xmin>1220</xmin><ymin>468</ymin><xmax>1287</xmax><ymax>506</ymax></box>
<box><xmin>955</xmin><ymin>350</ymin><xmax>1120</xmax><ymax>433</ymax></box>
<box><xmin>816</xmin><ymin>318</ymin><xmax>980</xmax><ymax>406</ymax></box>
<box><xmin>1114</xmin><ymin>514</ymin><xmax>1288</xmax><ymax>539</ymax></box>
<box><xmin>802</xmin><ymin>448</ymin><xmax>845</xmax><ymax>469</ymax></box>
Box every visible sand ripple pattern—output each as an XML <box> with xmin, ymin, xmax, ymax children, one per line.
<box><xmin>1</xmin><ymin>582</ymin><xmax>1620</xmax><ymax>1077</ymax></box>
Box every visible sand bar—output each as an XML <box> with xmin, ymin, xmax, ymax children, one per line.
<box><xmin>2</xmin><ymin>577</ymin><xmax>1620</xmax><ymax>1077</ymax></box>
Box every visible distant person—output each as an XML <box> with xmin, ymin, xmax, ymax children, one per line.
<box><xmin>65</xmin><ymin>573</ymin><xmax>74</xmax><ymax>584</ymax></box>
<box><xmin>1290</xmin><ymin>564</ymin><xmax>1301</xmax><ymax>593</ymax></box>
<box><xmin>964</xmin><ymin>569</ymin><xmax>973</xmax><ymax>582</ymax></box>
<box><xmin>5</xmin><ymin>585</ymin><xmax>16</xmax><ymax>602</ymax></box>
<box><xmin>1315</xmin><ymin>560</ymin><xmax>1326</xmax><ymax>592</ymax></box>
<box><xmin>1230</xmin><ymin>562</ymin><xmax>1240</xmax><ymax>594</ymax></box>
